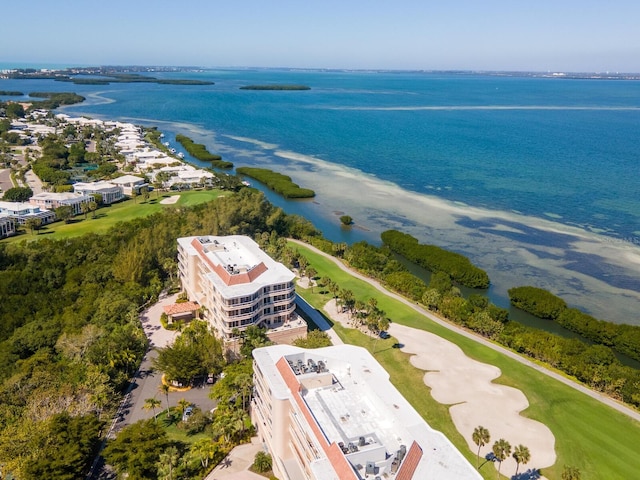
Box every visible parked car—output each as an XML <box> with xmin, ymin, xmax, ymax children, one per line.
<box><xmin>182</xmin><ymin>405</ymin><xmax>194</xmax><ymax>422</ymax></box>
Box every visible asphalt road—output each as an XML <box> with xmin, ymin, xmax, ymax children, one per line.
<box><xmin>112</xmin><ymin>293</ymin><xmax>219</xmax><ymax>434</ymax></box>
<box><xmin>0</xmin><ymin>168</ymin><xmax>12</xmax><ymax>193</ymax></box>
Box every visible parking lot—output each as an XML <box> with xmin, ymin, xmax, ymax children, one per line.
<box><xmin>112</xmin><ymin>293</ymin><xmax>217</xmax><ymax>433</ymax></box>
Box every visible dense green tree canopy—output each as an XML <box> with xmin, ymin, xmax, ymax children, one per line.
<box><xmin>381</xmin><ymin>229</ymin><xmax>490</xmax><ymax>288</ymax></box>
<box><xmin>103</xmin><ymin>420</ymin><xmax>169</xmax><ymax>480</ymax></box>
<box><xmin>508</xmin><ymin>286</ymin><xmax>567</xmax><ymax>319</ymax></box>
<box><xmin>2</xmin><ymin>186</ymin><xmax>33</xmax><ymax>202</ymax></box>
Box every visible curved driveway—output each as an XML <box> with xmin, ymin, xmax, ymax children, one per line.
<box><xmin>289</xmin><ymin>239</ymin><xmax>640</xmax><ymax>423</ymax></box>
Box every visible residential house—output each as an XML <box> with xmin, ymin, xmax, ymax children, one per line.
<box><xmin>73</xmin><ymin>181</ymin><xmax>124</xmax><ymax>205</ymax></box>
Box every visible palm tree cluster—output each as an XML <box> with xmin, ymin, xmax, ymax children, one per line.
<box><xmin>472</xmin><ymin>426</ymin><xmax>531</xmax><ymax>479</ymax></box>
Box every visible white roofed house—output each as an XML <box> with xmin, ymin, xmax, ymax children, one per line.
<box><xmin>73</xmin><ymin>181</ymin><xmax>124</xmax><ymax>205</ymax></box>
<box><xmin>177</xmin><ymin>235</ymin><xmax>306</xmax><ymax>346</ymax></box>
<box><xmin>29</xmin><ymin>192</ymin><xmax>91</xmax><ymax>216</ymax></box>
<box><xmin>110</xmin><ymin>174</ymin><xmax>147</xmax><ymax>196</ymax></box>
<box><xmin>0</xmin><ymin>201</ymin><xmax>56</xmax><ymax>225</ymax></box>
<box><xmin>175</xmin><ymin>168</ymin><xmax>214</xmax><ymax>186</ymax></box>
<box><xmin>156</xmin><ymin>165</ymin><xmax>215</xmax><ymax>189</ymax></box>
<box><xmin>0</xmin><ymin>214</ymin><xmax>16</xmax><ymax>238</ymax></box>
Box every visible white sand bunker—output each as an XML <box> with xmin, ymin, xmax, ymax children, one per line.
<box><xmin>390</xmin><ymin>323</ymin><xmax>556</xmax><ymax>475</ymax></box>
<box><xmin>159</xmin><ymin>195</ymin><xmax>180</xmax><ymax>204</ymax></box>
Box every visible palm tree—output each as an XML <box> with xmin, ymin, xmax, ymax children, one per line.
<box><xmin>328</xmin><ymin>280</ymin><xmax>340</xmax><ymax>300</ymax></box>
<box><xmin>88</xmin><ymin>200</ymin><xmax>98</xmax><ymax>219</ymax></box>
<box><xmin>177</xmin><ymin>397</ymin><xmax>191</xmax><ymax>419</ymax></box>
<box><xmin>320</xmin><ymin>276</ymin><xmax>332</xmax><ymax>296</ymax></box>
<box><xmin>156</xmin><ymin>445</ymin><xmax>179</xmax><ymax>480</ymax></box>
<box><xmin>236</xmin><ymin>373</ymin><xmax>253</xmax><ymax>412</ymax></box>
<box><xmin>354</xmin><ymin>300</ymin><xmax>366</xmax><ymax>326</ymax></box>
<box><xmin>367</xmin><ymin>297</ymin><xmax>378</xmax><ymax>315</ymax></box>
<box><xmin>492</xmin><ymin>438</ymin><xmax>511</xmax><ymax>479</ymax></box>
<box><xmin>513</xmin><ymin>444</ymin><xmax>531</xmax><ymax>475</ymax></box>
<box><xmin>373</xmin><ymin>315</ymin><xmax>390</xmax><ymax>353</ymax></box>
<box><xmin>340</xmin><ymin>289</ymin><xmax>355</xmax><ymax>318</ymax></box>
<box><xmin>158</xmin><ymin>383</ymin><xmax>171</xmax><ymax>416</ymax></box>
<box><xmin>297</xmin><ymin>255</ymin><xmax>309</xmax><ymax>277</ymax></box>
<box><xmin>80</xmin><ymin>201</ymin><xmax>90</xmax><ymax>219</ymax></box>
<box><xmin>306</xmin><ymin>267</ymin><xmax>317</xmax><ymax>292</ymax></box>
<box><xmin>143</xmin><ymin>397</ymin><xmax>162</xmax><ymax>422</ymax></box>
<box><xmin>191</xmin><ymin>438</ymin><xmax>218</xmax><ymax>468</ymax></box>
<box><xmin>472</xmin><ymin>426</ymin><xmax>491</xmax><ymax>468</ymax></box>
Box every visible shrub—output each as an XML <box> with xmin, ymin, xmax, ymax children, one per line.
<box><xmin>340</xmin><ymin>215</ymin><xmax>353</xmax><ymax>225</ymax></box>
<box><xmin>252</xmin><ymin>451</ymin><xmax>272</xmax><ymax>473</ymax></box>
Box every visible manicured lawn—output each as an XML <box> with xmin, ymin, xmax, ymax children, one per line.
<box><xmin>157</xmin><ymin>410</ymin><xmax>211</xmax><ymax>446</ymax></box>
<box><xmin>1</xmin><ymin>190</ymin><xmax>226</xmax><ymax>244</ymax></box>
<box><xmin>292</xmin><ymin>242</ymin><xmax>640</xmax><ymax>480</ymax></box>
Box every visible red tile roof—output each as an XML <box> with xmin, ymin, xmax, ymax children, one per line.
<box><xmin>396</xmin><ymin>441</ymin><xmax>423</xmax><ymax>480</ymax></box>
<box><xmin>190</xmin><ymin>238</ymin><xmax>268</xmax><ymax>286</ymax></box>
<box><xmin>163</xmin><ymin>301</ymin><xmax>199</xmax><ymax>316</ymax></box>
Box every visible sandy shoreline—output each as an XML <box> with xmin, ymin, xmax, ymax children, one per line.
<box><xmin>323</xmin><ymin>298</ymin><xmax>556</xmax><ymax>476</ymax></box>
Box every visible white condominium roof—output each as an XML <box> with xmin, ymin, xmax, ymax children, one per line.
<box><xmin>178</xmin><ymin>235</ymin><xmax>295</xmax><ymax>297</ymax></box>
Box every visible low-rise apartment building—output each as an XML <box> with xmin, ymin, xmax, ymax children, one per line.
<box><xmin>110</xmin><ymin>174</ymin><xmax>147</xmax><ymax>195</ymax></box>
<box><xmin>0</xmin><ymin>214</ymin><xmax>16</xmax><ymax>238</ymax></box>
<box><xmin>177</xmin><ymin>235</ymin><xmax>305</xmax><ymax>343</ymax></box>
<box><xmin>0</xmin><ymin>201</ymin><xmax>55</xmax><ymax>225</ymax></box>
<box><xmin>29</xmin><ymin>192</ymin><xmax>91</xmax><ymax>216</ymax></box>
<box><xmin>252</xmin><ymin>344</ymin><xmax>482</xmax><ymax>480</ymax></box>
<box><xmin>73</xmin><ymin>180</ymin><xmax>124</xmax><ymax>204</ymax></box>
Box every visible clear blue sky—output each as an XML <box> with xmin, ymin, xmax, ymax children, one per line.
<box><xmin>2</xmin><ymin>0</ymin><xmax>639</xmax><ymax>72</ymax></box>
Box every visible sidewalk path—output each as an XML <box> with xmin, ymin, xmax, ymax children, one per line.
<box><xmin>204</xmin><ymin>437</ymin><xmax>265</xmax><ymax>480</ymax></box>
<box><xmin>289</xmin><ymin>239</ymin><xmax>640</xmax><ymax>423</ymax></box>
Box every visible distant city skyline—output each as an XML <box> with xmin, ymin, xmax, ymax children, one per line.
<box><xmin>2</xmin><ymin>0</ymin><xmax>639</xmax><ymax>73</ymax></box>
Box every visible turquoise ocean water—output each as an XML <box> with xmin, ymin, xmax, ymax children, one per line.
<box><xmin>2</xmin><ymin>69</ymin><xmax>639</xmax><ymax>323</ymax></box>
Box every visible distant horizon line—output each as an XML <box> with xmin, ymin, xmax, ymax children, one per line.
<box><xmin>2</xmin><ymin>63</ymin><xmax>640</xmax><ymax>77</ymax></box>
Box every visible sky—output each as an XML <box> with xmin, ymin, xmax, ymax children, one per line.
<box><xmin>2</xmin><ymin>0</ymin><xmax>639</xmax><ymax>72</ymax></box>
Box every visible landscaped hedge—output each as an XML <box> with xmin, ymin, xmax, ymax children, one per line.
<box><xmin>175</xmin><ymin>134</ymin><xmax>233</xmax><ymax>169</ymax></box>
<box><xmin>381</xmin><ymin>229</ymin><xmax>490</xmax><ymax>289</ymax></box>
<box><xmin>236</xmin><ymin>167</ymin><xmax>315</xmax><ymax>199</ymax></box>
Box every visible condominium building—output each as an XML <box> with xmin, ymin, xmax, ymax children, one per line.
<box><xmin>252</xmin><ymin>344</ymin><xmax>482</xmax><ymax>480</ymax></box>
<box><xmin>73</xmin><ymin>180</ymin><xmax>124</xmax><ymax>204</ymax></box>
<box><xmin>29</xmin><ymin>192</ymin><xmax>91</xmax><ymax>216</ymax></box>
<box><xmin>0</xmin><ymin>214</ymin><xmax>16</xmax><ymax>238</ymax></box>
<box><xmin>177</xmin><ymin>235</ymin><xmax>305</xmax><ymax>343</ymax></box>
<box><xmin>0</xmin><ymin>201</ymin><xmax>55</xmax><ymax>225</ymax></box>
<box><xmin>110</xmin><ymin>174</ymin><xmax>147</xmax><ymax>195</ymax></box>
